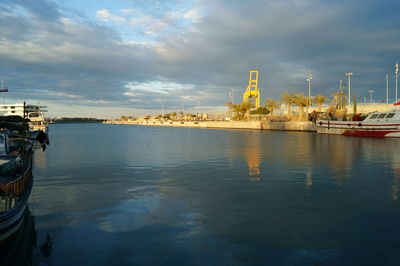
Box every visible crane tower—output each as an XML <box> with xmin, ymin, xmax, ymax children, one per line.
<box><xmin>242</xmin><ymin>70</ymin><xmax>260</xmax><ymax>109</ymax></box>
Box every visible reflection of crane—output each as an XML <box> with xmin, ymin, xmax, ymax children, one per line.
<box><xmin>242</xmin><ymin>70</ymin><xmax>260</xmax><ymax>109</ymax></box>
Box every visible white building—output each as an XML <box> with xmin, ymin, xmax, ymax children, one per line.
<box><xmin>0</xmin><ymin>103</ymin><xmax>47</xmax><ymax>117</ymax></box>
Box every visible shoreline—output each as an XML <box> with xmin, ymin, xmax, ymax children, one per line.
<box><xmin>103</xmin><ymin>120</ymin><xmax>316</xmax><ymax>132</ymax></box>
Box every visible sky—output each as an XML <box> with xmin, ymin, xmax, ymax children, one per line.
<box><xmin>0</xmin><ymin>0</ymin><xmax>400</xmax><ymax>119</ymax></box>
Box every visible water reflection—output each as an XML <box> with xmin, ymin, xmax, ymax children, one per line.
<box><xmin>33</xmin><ymin>148</ymin><xmax>47</xmax><ymax>169</ymax></box>
<box><xmin>305</xmin><ymin>168</ymin><xmax>312</xmax><ymax>193</ymax></box>
<box><xmin>391</xmin><ymin>177</ymin><xmax>399</xmax><ymax>201</ymax></box>
<box><xmin>0</xmin><ymin>207</ymin><xmax>38</xmax><ymax>266</ymax></box>
<box><xmin>391</xmin><ymin>167</ymin><xmax>400</xmax><ymax>201</ymax></box>
<box><xmin>244</xmin><ymin>132</ymin><xmax>262</xmax><ymax>177</ymax></box>
<box><xmin>28</xmin><ymin>125</ymin><xmax>400</xmax><ymax>265</ymax></box>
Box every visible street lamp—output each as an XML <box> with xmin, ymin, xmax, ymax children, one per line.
<box><xmin>395</xmin><ymin>63</ymin><xmax>399</xmax><ymax>103</ymax></box>
<box><xmin>346</xmin><ymin>72</ymin><xmax>353</xmax><ymax>105</ymax></box>
<box><xmin>386</xmin><ymin>74</ymin><xmax>389</xmax><ymax>104</ymax></box>
<box><xmin>306</xmin><ymin>71</ymin><xmax>312</xmax><ymax>106</ymax></box>
<box><xmin>369</xmin><ymin>90</ymin><xmax>374</xmax><ymax>104</ymax></box>
<box><xmin>228</xmin><ymin>89</ymin><xmax>235</xmax><ymax>104</ymax></box>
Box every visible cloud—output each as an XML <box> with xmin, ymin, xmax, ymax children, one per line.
<box><xmin>1</xmin><ymin>0</ymin><xmax>400</xmax><ymax>118</ymax></box>
<box><xmin>96</xmin><ymin>9</ymin><xmax>125</xmax><ymax>23</ymax></box>
<box><xmin>183</xmin><ymin>9</ymin><xmax>201</xmax><ymax>22</ymax></box>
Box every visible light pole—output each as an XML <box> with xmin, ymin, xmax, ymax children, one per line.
<box><xmin>369</xmin><ymin>90</ymin><xmax>374</xmax><ymax>104</ymax></box>
<box><xmin>386</xmin><ymin>74</ymin><xmax>389</xmax><ymax>104</ymax></box>
<box><xmin>228</xmin><ymin>89</ymin><xmax>234</xmax><ymax>104</ymax></box>
<box><xmin>396</xmin><ymin>63</ymin><xmax>399</xmax><ymax>103</ymax></box>
<box><xmin>1</xmin><ymin>80</ymin><xmax>8</xmax><ymax>105</ymax></box>
<box><xmin>346</xmin><ymin>72</ymin><xmax>353</xmax><ymax>105</ymax></box>
<box><xmin>306</xmin><ymin>71</ymin><xmax>312</xmax><ymax>106</ymax></box>
<box><xmin>197</xmin><ymin>98</ymin><xmax>199</xmax><ymax>119</ymax></box>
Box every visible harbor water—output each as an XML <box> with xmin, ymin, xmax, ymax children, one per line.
<box><xmin>15</xmin><ymin>124</ymin><xmax>400</xmax><ymax>265</ymax></box>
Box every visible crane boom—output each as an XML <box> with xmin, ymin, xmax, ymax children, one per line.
<box><xmin>242</xmin><ymin>70</ymin><xmax>260</xmax><ymax>109</ymax></box>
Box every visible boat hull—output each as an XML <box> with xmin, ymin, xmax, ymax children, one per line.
<box><xmin>316</xmin><ymin>120</ymin><xmax>400</xmax><ymax>138</ymax></box>
<box><xmin>0</xmin><ymin>161</ymin><xmax>33</xmax><ymax>243</ymax></box>
<box><xmin>0</xmin><ymin>205</ymin><xmax>27</xmax><ymax>243</ymax></box>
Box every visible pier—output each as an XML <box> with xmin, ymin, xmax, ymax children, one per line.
<box><xmin>104</xmin><ymin>120</ymin><xmax>316</xmax><ymax>132</ymax></box>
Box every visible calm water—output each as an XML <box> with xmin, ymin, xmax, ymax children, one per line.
<box><xmin>11</xmin><ymin>124</ymin><xmax>400</xmax><ymax>265</ymax></box>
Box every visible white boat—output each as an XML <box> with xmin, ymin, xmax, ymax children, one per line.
<box><xmin>0</xmin><ymin>104</ymin><xmax>49</xmax><ymax>133</ymax></box>
<box><xmin>317</xmin><ymin>106</ymin><xmax>400</xmax><ymax>138</ymax></box>
<box><xmin>28</xmin><ymin>111</ymin><xmax>48</xmax><ymax>133</ymax></box>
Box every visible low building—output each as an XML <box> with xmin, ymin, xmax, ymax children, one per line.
<box><xmin>0</xmin><ymin>103</ymin><xmax>47</xmax><ymax>117</ymax></box>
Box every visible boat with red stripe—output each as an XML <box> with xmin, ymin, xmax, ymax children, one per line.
<box><xmin>317</xmin><ymin>103</ymin><xmax>400</xmax><ymax>138</ymax></box>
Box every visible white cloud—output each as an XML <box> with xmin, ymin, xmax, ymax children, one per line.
<box><xmin>40</xmin><ymin>90</ymin><xmax>83</xmax><ymax>99</ymax></box>
<box><xmin>124</xmin><ymin>81</ymin><xmax>194</xmax><ymax>96</ymax></box>
<box><xmin>184</xmin><ymin>9</ymin><xmax>202</xmax><ymax>23</ymax></box>
<box><xmin>96</xmin><ymin>9</ymin><xmax>125</xmax><ymax>23</ymax></box>
<box><xmin>120</xmin><ymin>9</ymin><xmax>138</xmax><ymax>15</ymax></box>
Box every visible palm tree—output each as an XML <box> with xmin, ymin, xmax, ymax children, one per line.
<box><xmin>232</xmin><ymin>104</ymin><xmax>242</xmax><ymax>120</ymax></box>
<box><xmin>264</xmin><ymin>98</ymin><xmax>280</xmax><ymax>117</ymax></box>
<box><xmin>179</xmin><ymin>111</ymin><xmax>184</xmax><ymax>119</ymax></box>
<box><xmin>171</xmin><ymin>112</ymin><xmax>177</xmax><ymax>120</ymax></box>
<box><xmin>315</xmin><ymin>94</ymin><xmax>329</xmax><ymax>112</ymax></box>
<box><xmin>281</xmin><ymin>92</ymin><xmax>295</xmax><ymax>119</ymax></box>
<box><xmin>293</xmin><ymin>93</ymin><xmax>308</xmax><ymax>119</ymax></box>
<box><xmin>240</xmin><ymin>101</ymin><xmax>253</xmax><ymax>120</ymax></box>
<box><xmin>232</xmin><ymin>101</ymin><xmax>253</xmax><ymax>120</ymax></box>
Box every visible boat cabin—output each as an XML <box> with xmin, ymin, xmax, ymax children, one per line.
<box><xmin>363</xmin><ymin>111</ymin><xmax>400</xmax><ymax>122</ymax></box>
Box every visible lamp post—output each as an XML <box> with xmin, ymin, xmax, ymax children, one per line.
<box><xmin>369</xmin><ymin>90</ymin><xmax>374</xmax><ymax>104</ymax></box>
<box><xmin>386</xmin><ymin>74</ymin><xmax>389</xmax><ymax>104</ymax></box>
<box><xmin>306</xmin><ymin>71</ymin><xmax>312</xmax><ymax>106</ymax></box>
<box><xmin>228</xmin><ymin>89</ymin><xmax>235</xmax><ymax>104</ymax></box>
<box><xmin>346</xmin><ymin>72</ymin><xmax>353</xmax><ymax>105</ymax></box>
<box><xmin>396</xmin><ymin>63</ymin><xmax>399</xmax><ymax>103</ymax></box>
<box><xmin>0</xmin><ymin>80</ymin><xmax>8</xmax><ymax>105</ymax></box>
<box><xmin>197</xmin><ymin>98</ymin><xmax>199</xmax><ymax>119</ymax></box>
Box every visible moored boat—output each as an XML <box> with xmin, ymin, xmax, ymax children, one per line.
<box><xmin>28</xmin><ymin>111</ymin><xmax>49</xmax><ymax>133</ymax></box>
<box><xmin>317</xmin><ymin>106</ymin><xmax>400</xmax><ymax>138</ymax></box>
<box><xmin>0</xmin><ymin>115</ymin><xmax>48</xmax><ymax>244</ymax></box>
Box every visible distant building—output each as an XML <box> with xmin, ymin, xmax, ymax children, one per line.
<box><xmin>0</xmin><ymin>103</ymin><xmax>47</xmax><ymax>117</ymax></box>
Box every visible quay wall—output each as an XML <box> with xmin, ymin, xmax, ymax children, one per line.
<box><xmin>262</xmin><ymin>121</ymin><xmax>316</xmax><ymax>131</ymax></box>
<box><xmin>104</xmin><ymin>120</ymin><xmax>316</xmax><ymax>132</ymax></box>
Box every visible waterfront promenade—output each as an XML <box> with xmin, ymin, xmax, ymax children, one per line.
<box><xmin>104</xmin><ymin>103</ymin><xmax>395</xmax><ymax>132</ymax></box>
<box><xmin>104</xmin><ymin>120</ymin><xmax>316</xmax><ymax>132</ymax></box>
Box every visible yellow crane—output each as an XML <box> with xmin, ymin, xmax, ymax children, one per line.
<box><xmin>242</xmin><ymin>70</ymin><xmax>260</xmax><ymax>109</ymax></box>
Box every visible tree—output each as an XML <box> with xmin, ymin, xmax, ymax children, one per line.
<box><xmin>293</xmin><ymin>93</ymin><xmax>308</xmax><ymax>119</ymax></box>
<box><xmin>264</xmin><ymin>98</ymin><xmax>280</xmax><ymax>117</ymax></box>
<box><xmin>171</xmin><ymin>112</ymin><xmax>177</xmax><ymax>120</ymax></box>
<box><xmin>281</xmin><ymin>92</ymin><xmax>295</xmax><ymax>119</ymax></box>
<box><xmin>315</xmin><ymin>94</ymin><xmax>329</xmax><ymax>112</ymax></box>
<box><xmin>250</xmin><ymin>107</ymin><xmax>270</xmax><ymax>115</ymax></box>
<box><xmin>232</xmin><ymin>101</ymin><xmax>253</xmax><ymax>120</ymax></box>
<box><xmin>163</xmin><ymin>113</ymin><xmax>171</xmax><ymax>120</ymax></box>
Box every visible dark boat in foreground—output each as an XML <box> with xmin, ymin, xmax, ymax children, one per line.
<box><xmin>0</xmin><ymin>115</ymin><xmax>48</xmax><ymax>243</ymax></box>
